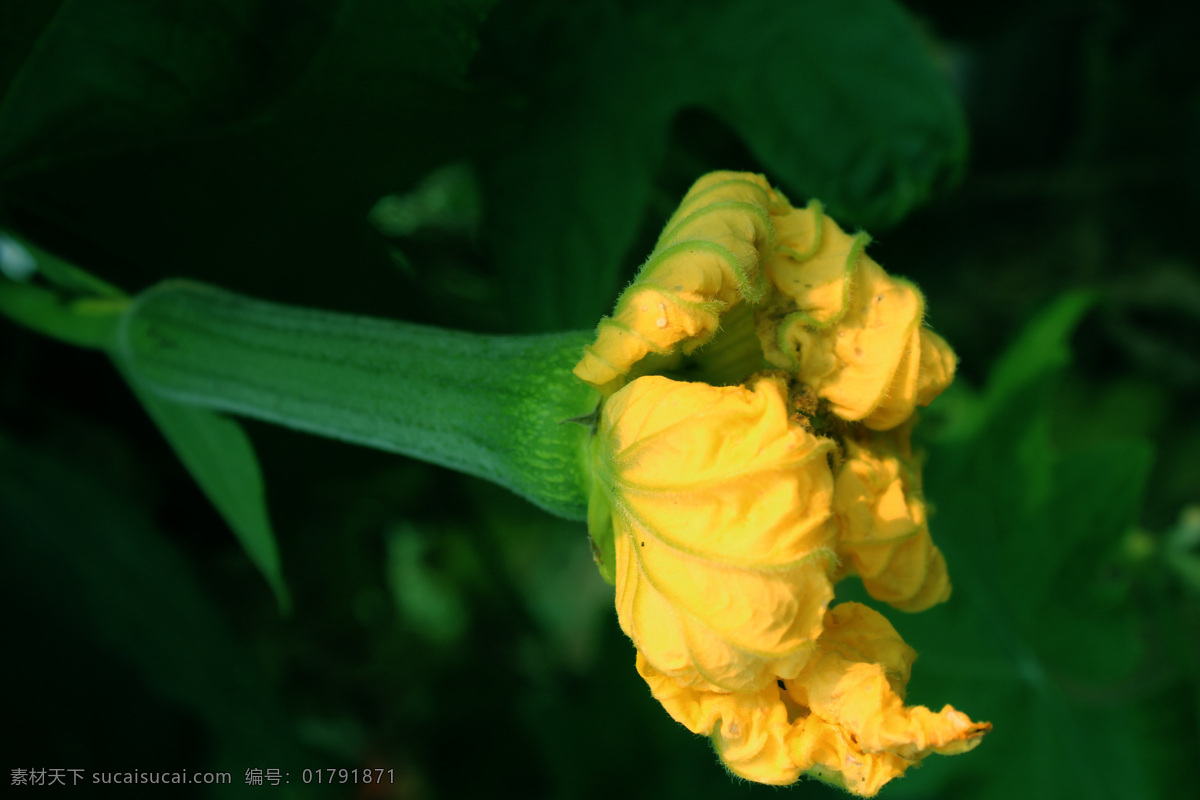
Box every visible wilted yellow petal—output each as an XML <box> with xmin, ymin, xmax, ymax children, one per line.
<box><xmin>915</xmin><ymin>327</ymin><xmax>957</xmax><ymax>406</ymax></box>
<box><xmin>597</xmin><ymin>373</ymin><xmax>837</xmax><ymax>690</ymax></box>
<box><xmin>764</xmin><ymin>200</ymin><xmax>863</xmax><ymax>327</ymax></box>
<box><xmin>768</xmin><ymin>258</ymin><xmax>924</xmax><ymax>425</ymax></box>
<box><xmin>862</xmin><ymin>323</ymin><xmax>922</xmax><ymax>431</ymax></box>
<box><xmin>637</xmin><ymin>653</ymin><xmax>802</xmax><ymax>785</ymax></box>
<box><xmin>633</xmin><ymin>603</ymin><xmax>990</xmax><ymax>795</ymax></box>
<box><xmin>787</xmin><ymin>603</ymin><xmax>990</xmax><ymax>764</ymax></box>
<box><xmin>789</xmin><ymin>714</ymin><xmax>913</xmax><ymax>797</ymax></box>
<box><xmin>574</xmin><ymin>173</ymin><xmax>781</xmax><ymax>395</ymax></box>
<box><xmin>573</xmin><ymin>172</ymin><xmax>958</xmax><ymax>428</ymax></box>
<box><xmin>833</xmin><ymin>421</ymin><xmax>950</xmax><ymax>612</ymax></box>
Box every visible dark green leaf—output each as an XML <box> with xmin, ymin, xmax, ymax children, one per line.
<box><xmin>877</xmin><ymin>294</ymin><xmax>1157</xmax><ymax>800</ymax></box>
<box><xmin>2</xmin><ymin>230</ymin><xmax>124</xmax><ymax>297</ymax></box>
<box><xmin>0</xmin><ymin>278</ymin><xmax>124</xmax><ymax>348</ymax></box>
<box><xmin>0</xmin><ymin>0</ymin><xmax>500</xmax><ymax>323</ymax></box>
<box><xmin>981</xmin><ymin>289</ymin><xmax>1097</xmax><ymax>417</ymax></box>
<box><xmin>0</xmin><ymin>0</ymin><xmax>338</xmax><ymax>174</ymax></box>
<box><xmin>696</xmin><ymin>0</ymin><xmax>966</xmax><ymax>227</ymax></box>
<box><xmin>483</xmin><ymin>0</ymin><xmax>966</xmax><ymax>330</ymax></box>
<box><xmin>1</xmin><ymin>234</ymin><xmax>292</xmax><ymax>612</ymax></box>
<box><xmin>0</xmin><ymin>438</ymin><xmax>306</xmax><ymax>786</ymax></box>
<box><xmin>0</xmin><ymin>231</ymin><xmax>126</xmax><ymax>348</ymax></box>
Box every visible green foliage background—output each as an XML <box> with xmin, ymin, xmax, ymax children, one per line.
<box><xmin>2</xmin><ymin>0</ymin><xmax>1198</xmax><ymax>797</ymax></box>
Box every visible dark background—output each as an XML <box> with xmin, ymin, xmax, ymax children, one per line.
<box><xmin>1</xmin><ymin>1</ymin><xmax>1197</xmax><ymax>797</ymax></box>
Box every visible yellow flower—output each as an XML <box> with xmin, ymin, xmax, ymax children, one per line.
<box><xmin>577</xmin><ymin>171</ymin><xmax>987</xmax><ymax>794</ymax></box>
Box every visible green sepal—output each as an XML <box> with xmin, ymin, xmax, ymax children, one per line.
<box><xmin>119</xmin><ymin>364</ymin><xmax>292</xmax><ymax>615</ymax></box>
<box><xmin>587</xmin><ymin>470</ymin><xmax>617</xmax><ymax>586</ymax></box>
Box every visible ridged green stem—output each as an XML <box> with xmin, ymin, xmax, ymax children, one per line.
<box><xmin>117</xmin><ymin>281</ymin><xmax>598</xmax><ymax>520</ymax></box>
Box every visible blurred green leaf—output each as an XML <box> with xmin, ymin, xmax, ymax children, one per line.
<box><xmin>121</xmin><ymin>368</ymin><xmax>291</xmax><ymax>615</ymax></box>
<box><xmin>0</xmin><ymin>278</ymin><xmax>125</xmax><ymax>348</ymax></box>
<box><xmin>0</xmin><ymin>231</ymin><xmax>127</xmax><ymax>348</ymax></box>
<box><xmin>702</xmin><ymin>0</ymin><xmax>966</xmax><ymax>226</ymax></box>
<box><xmin>1164</xmin><ymin>507</ymin><xmax>1200</xmax><ymax>593</ymax></box>
<box><xmin>0</xmin><ymin>231</ymin><xmax>291</xmax><ymax>614</ymax></box>
<box><xmin>369</xmin><ymin>162</ymin><xmax>482</xmax><ymax>239</ymax></box>
<box><xmin>471</xmin><ymin>482</ymin><xmax>612</xmax><ymax>672</ymax></box>
<box><xmin>1</xmin><ymin>230</ymin><xmax>124</xmax><ymax>297</ymax></box>
<box><xmin>0</xmin><ymin>0</ymin><xmax>500</xmax><ymax>321</ymax></box>
<box><xmin>0</xmin><ymin>0</ymin><xmax>337</xmax><ymax>173</ymax></box>
<box><xmin>483</xmin><ymin>0</ymin><xmax>966</xmax><ymax>330</ymax></box>
<box><xmin>880</xmin><ymin>294</ymin><xmax>1158</xmax><ymax>800</ymax></box>
<box><xmin>980</xmin><ymin>290</ymin><xmax>1097</xmax><ymax>418</ymax></box>
<box><xmin>385</xmin><ymin>523</ymin><xmax>471</xmax><ymax>644</ymax></box>
<box><xmin>0</xmin><ymin>437</ymin><xmax>307</xmax><ymax>792</ymax></box>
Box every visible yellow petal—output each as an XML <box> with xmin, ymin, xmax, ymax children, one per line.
<box><xmin>915</xmin><ymin>327</ymin><xmax>957</xmax><ymax>406</ymax></box>
<box><xmin>655</xmin><ymin>173</ymin><xmax>779</xmax><ymax>285</ymax></box>
<box><xmin>575</xmin><ymin>171</ymin><xmax>958</xmax><ymax>423</ymax></box>
<box><xmin>788</xmin><ymin>603</ymin><xmax>990</xmax><ymax>764</ymax></box>
<box><xmin>606</xmin><ymin>375</ymin><xmax>834</xmax><ymax>568</ymax></box>
<box><xmin>598</xmin><ymin>374</ymin><xmax>837</xmax><ymax>690</ymax></box>
<box><xmin>635</xmin><ymin>604</ymin><xmax>990</xmax><ymax>795</ymax></box>
<box><xmin>620</xmin><ymin>529</ymin><xmax>831</xmax><ymax>690</ymax></box>
<box><xmin>574</xmin><ymin>173</ymin><xmax>780</xmax><ymax>394</ymax></box>
<box><xmin>833</xmin><ymin>422</ymin><xmax>951</xmax><ymax>612</ymax></box>
<box><xmin>637</xmin><ymin>653</ymin><xmax>803</xmax><ymax>785</ymax></box>
<box><xmin>764</xmin><ymin>201</ymin><xmax>863</xmax><ymax>327</ymax></box>
<box><xmin>862</xmin><ymin>322</ymin><xmax>922</xmax><ymax>430</ymax></box>
<box><xmin>771</xmin><ymin>259</ymin><xmax>925</xmax><ymax>425</ymax></box>
<box><xmin>788</xmin><ymin>603</ymin><xmax>917</xmax><ymax>702</ymax></box>
<box><xmin>789</xmin><ymin>714</ymin><xmax>913</xmax><ymax>797</ymax></box>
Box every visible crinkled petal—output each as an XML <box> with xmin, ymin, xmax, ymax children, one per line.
<box><xmin>599</xmin><ymin>374</ymin><xmax>837</xmax><ymax>690</ymax></box>
<box><xmin>863</xmin><ymin>323</ymin><xmax>922</xmax><ymax>430</ymax></box>
<box><xmin>574</xmin><ymin>173</ymin><xmax>781</xmax><ymax>394</ymax></box>
<box><xmin>638</xmin><ymin>653</ymin><xmax>802</xmax><ymax>785</ymax></box>
<box><xmin>764</xmin><ymin>200</ymin><xmax>862</xmax><ymax>326</ymax></box>
<box><xmin>620</xmin><ymin>523</ymin><xmax>831</xmax><ymax>690</ymax></box>
<box><xmin>606</xmin><ymin>374</ymin><xmax>835</xmax><ymax>567</ymax></box>
<box><xmin>654</xmin><ymin>174</ymin><xmax>781</xmax><ymax>287</ymax></box>
<box><xmin>833</xmin><ymin>422</ymin><xmax>951</xmax><ymax>612</ymax></box>
<box><xmin>618</xmin><ymin>515</ymin><xmax>821</xmax><ymax>692</ymax></box>
<box><xmin>789</xmin><ymin>714</ymin><xmax>913</xmax><ymax>797</ymax></box>
<box><xmin>575</xmin><ymin>171</ymin><xmax>958</xmax><ymax>426</ymax></box>
<box><xmin>915</xmin><ymin>327</ymin><xmax>957</xmax><ymax>406</ymax></box>
<box><xmin>635</xmin><ymin>605</ymin><xmax>990</xmax><ymax>795</ymax></box>
<box><xmin>787</xmin><ymin>603</ymin><xmax>990</xmax><ymax>768</ymax></box>
<box><xmin>768</xmin><ymin>259</ymin><xmax>924</xmax><ymax>425</ymax></box>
